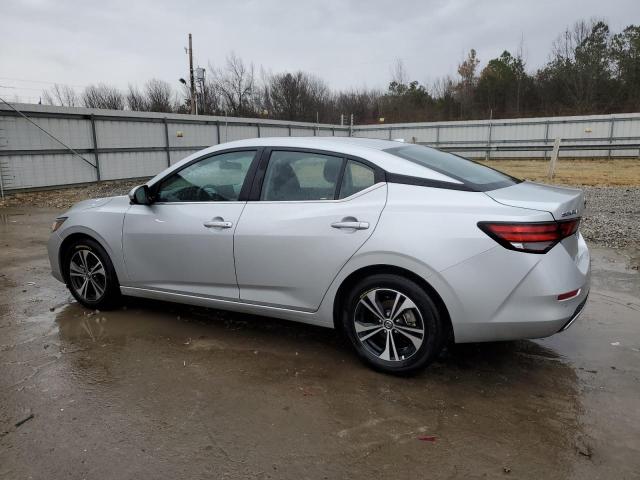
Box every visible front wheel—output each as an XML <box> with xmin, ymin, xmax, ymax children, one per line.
<box><xmin>341</xmin><ymin>274</ymin><xmax>444</xmax><ymax>374</ymax></box>
<box><xmin>64</xmin><ymin>238</ymin><xmax>121</xmax><ymax>310</ymax></box>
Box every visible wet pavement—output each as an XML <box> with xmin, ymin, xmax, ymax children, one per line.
<box><xmin>1</xmin><ymin>208</ymin><xmax>639</xmax><ymax>479</ymax></box>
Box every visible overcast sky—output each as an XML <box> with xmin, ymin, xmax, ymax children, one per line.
<box><xmin>2</xmin><ymin>0</ymin><xmax>639</xmax><ymax>103</ymax></box>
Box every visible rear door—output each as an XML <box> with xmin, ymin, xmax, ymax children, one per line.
<box><xmin>122</xmin><ymin>149</ymin><xmax>258</xmax><ymax>300</ymax></box>
<box><xmin>234</xmin><ymin>149</ymin><xmax>387</xmax><ymax>311</ymax></box>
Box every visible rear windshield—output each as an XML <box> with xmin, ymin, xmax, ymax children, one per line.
<box><xmin>384</xmin><ymin>145</ymin><xmax>519</xmax><ymax>191</ymax></box>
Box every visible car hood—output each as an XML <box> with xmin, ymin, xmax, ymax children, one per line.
<box><xmin>64</xmin><ymin>196</ymin><xmax>117</xmax><ymax>215</ymax></box>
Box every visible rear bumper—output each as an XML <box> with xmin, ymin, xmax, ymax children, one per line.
<box><xmin>444</xmin><ymin>232</ymin><xmax>591</xmax><ymax>343</ymax></box>
<box><xmin>559</xmin><ymin>293</ymin><xmax>589</xmax><ymax>332</ymax></box>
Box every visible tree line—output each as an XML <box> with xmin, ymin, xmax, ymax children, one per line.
<box><xmin>42</xmin><ymin>19</ymin><xmax>640</xmax><ymax>124</ymax></box>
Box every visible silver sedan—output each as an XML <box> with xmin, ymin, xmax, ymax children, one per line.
<box><xmin>48</xmin><ymin>137</ymin><xmax>590</xmax><ymax>373</ymax></box>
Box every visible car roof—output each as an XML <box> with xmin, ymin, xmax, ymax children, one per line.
<box><xmin>148</xmin><ymin>137</ymin><xmax>462</xmax><ymax>186</ymax></box>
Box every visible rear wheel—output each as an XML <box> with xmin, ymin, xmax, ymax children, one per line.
<box><xmin>341</xmin><ymin>274</ymin><xmax>444</xmax><ymax>374</ymax></box>
<box><xmin>63</xmin><ymin>238</ymin><xmax>121</xmax><ymax>310</ymax></box>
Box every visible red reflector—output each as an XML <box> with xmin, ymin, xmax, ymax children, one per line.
<box><xmin>558</xmin><ymin>289</ymin><xmax>580</xmax><ymax>301</ymax></box>
<box><xmin>478</xmin><ymin>219</ymin><xmax>580</xmax><ymax>254</ymax></box>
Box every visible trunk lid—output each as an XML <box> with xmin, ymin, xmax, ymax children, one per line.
<box><xmin>484</xmin><ymin>181</ymin><xmax>585</xmax><ymax>220</ymax></box>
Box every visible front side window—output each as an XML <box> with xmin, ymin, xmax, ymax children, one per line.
<box><xmin>261</xmin><ymin>151</ymin><xmax>343</xmax><ymax>201</ymax></box>
<box><xmin>156</xmin><ymin>150</ymin><xmax>255</xmax><ymax>202</ymax></box>
<box><xmin>339</xmin><ymin>160</ymin><xmax>376</xmax><ymax>199</ymax></box>
<box><xmin>384</xmin><ymin>145</ymin><xmax>518</xmax><ymax>191</ymax></box>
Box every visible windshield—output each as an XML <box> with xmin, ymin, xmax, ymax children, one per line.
<box><xmin>384</xmin><ymin>145</ymin><xmax>519</xmax><ymax>191</ymax></box>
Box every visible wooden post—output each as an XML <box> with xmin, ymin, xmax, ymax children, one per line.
<box><xmin>548</xmin><ymin>137</ymin><xmax>561</xmax><ymax>182</ymax></box>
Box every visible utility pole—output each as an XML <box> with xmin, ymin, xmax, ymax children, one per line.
<box><xmin>188</xmin><ymin>33</ymin><xmax>196</xmax><ymax>115</ymax></box>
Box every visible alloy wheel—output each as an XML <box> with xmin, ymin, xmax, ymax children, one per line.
<box><xmin>69</xmin><ymin>249</ymin><xmax>107</xmax><ymax>302</ymax></box>
<box><xmin>353</xmin><ymin>288</ymin><xmax>425</xmax><ymax>362</ymax></box>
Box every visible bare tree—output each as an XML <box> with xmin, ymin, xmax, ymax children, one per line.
<box><xmin>126</xmin><ymin>85</ymin><xmax>149</xmax><ymax>111</ymax></box>
<box><xmin>41</xmin><ymin>84</ymin><xmax>79</xmax><ymax>107</ymax></box>
<box><xmin>456</xmin><ymin>49</ymin><xmax>480</xmax><ymax>117</ymax></box>
<box><xmin>263</xmin><ymin>71</ymin><xmax>330</xmax><ymax>122</ymax></box>
<box><xmin>211</xmin><ymin>53</ymin><xmax>257</xmax><ymax>116</ymax></box>
<box><xmin>82</xmin><ymin>84</ymin><xmax>125</xmax><ymax>110</ymax></box>
<box><xmin>390</xmin><ymin>58</ymin><xmax>408</xmax><ymax>87</ymax></box>
<box><xmin>145</xmin><ymin>79</ymin><xmax>175</xmax><ymax>113</ymax></box>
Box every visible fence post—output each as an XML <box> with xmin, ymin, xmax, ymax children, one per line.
<box><xmin>216</xmin><ymin>122</ymin><xmax>221</xmax><ymax>144</ymax></box>
<box><xmin>435</xmin><ymin>125</ymin><xmax>440</xmax><ymax>148</ymax></box>
<box><xmin>257</xmin><ymin>123</ymin><xmax>261</xmax><ymax>138</ymax></box>
<box><xmin>163</xmin><ymin>118</ymin><xmax>171</xmax><ymax>167</ymax></box>
<box><xmin>486</xmin><ymin>120</ymin><xmax>492</xmax><ymax>160</ymax></box>
<box><xmin>288</xmin><ymin>125</ymin><xmax>292</xmax><ymax>137</ymax></box>
<box><xmin>543</xmin><ymin>120</ymin><xmax>550</xmax><ymax>160</ymax></box>
<box><xmin>548</xmin><ymin>137</ymin><xmax>561</xmax><ymax>181</ymax></box>
<box><xmin>89</xmin><ymin>114</ymin><xmax>101</xmax><ymax>181</ymax></box>
<box><xmin>608</xmin><ymin>117</ymin><xmax>615</xmax><ymax>159</ymax></box>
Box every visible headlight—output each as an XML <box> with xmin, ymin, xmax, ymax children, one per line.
<box><xmin>51</xmin><ymin>217</ymin><xmax>67</xmax><ymax>232</ymax></box>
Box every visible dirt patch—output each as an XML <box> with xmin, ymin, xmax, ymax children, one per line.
<box><xmin>480</xmin><ymin>158</ymin><xmax>640</xmax><ymax>186</ymax></box>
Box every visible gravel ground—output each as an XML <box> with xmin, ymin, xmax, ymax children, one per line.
<box><xmin>1</xmin><ymin>180</ymin><xmax>638</xmax><ymax>249</ymax></box>
<box><xmin>581</xmin><ymin>186</ymin><xmax>640</xmax><ymax>249</ymax></box>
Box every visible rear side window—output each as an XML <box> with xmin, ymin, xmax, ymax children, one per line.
<box><xmin>384</xmin><ymin>145</ymin><xmax>518</xmax><ymax>191</ymax></box>
<box><xmin>339</xmin><ymin>160</ymin><xmax>375</xmax><ymax>199</ymax></box>
<box><xmin>261</xmin><ymin>151</ymin><xmax>343</xmax><ymax>201</ymax></box>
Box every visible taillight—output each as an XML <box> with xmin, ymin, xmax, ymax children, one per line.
<box><xmin>478</xmin><ymin>219</ymin><xmax>580</xmax><ymax>254</ymax></box>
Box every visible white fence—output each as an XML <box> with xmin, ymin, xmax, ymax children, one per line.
<box><xmin>0</xmin><ymin>104</ymin><xmax>349</xmax><ymax>192</ymax></box>
<box><xmin>1</xmin><ymin>103</ymin><xmax>639</xmax><ymax>193</ymax></box>
<box><xmin>354</xmin><ymin>113</ymin><xmax>640</xmax><ymax>160</ymax></box>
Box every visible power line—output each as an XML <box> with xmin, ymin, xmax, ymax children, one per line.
<box><xmin>0</xmin><ymin>76</ymin><xmax>88</xmax><ymax>88</ymax></box>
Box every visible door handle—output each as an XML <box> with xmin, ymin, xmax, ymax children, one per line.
<box><xmin>331</xmin><ymin>221</ymin><xmax>369</xmax><ymax>230</ymax></box>
<box><xmin>203</xmin><ymin>220</ymin><xmax>233</xmax><ymax>229</ymax></box>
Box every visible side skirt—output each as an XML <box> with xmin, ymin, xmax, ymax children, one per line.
<box><xmin>119</xmin><ymin>286</ymin><xmax>334</xmax><ymax>329</ymax></box>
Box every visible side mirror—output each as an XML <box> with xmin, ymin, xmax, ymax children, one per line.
<box><xmin>128</xmin><ymin>185</ymin><xmax>152</xmax><ymax>205</ymax></box>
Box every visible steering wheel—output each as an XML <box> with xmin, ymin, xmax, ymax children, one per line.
<box><xmin>195</xmin><ymin>184</ymin><xmax>227</xmax><ymax>202</ymax></box>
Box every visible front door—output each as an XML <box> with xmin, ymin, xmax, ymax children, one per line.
<box><xmin>122</xmin><ymin>149</ymin><xmax>258</xmax><ymax>300</ymax></box>
<box><xmin>234</xmin><ymin>150</ymin><xmax>387</xmax><ymax>311</ymax></box>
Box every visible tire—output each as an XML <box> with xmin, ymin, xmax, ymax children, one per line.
<box><xmin>341</xmin><ymin>274</ymin><xmax>444</xmax><ymax>374</ymax></box>
<box><xmin>63</xmin><ymin>238</ymin><xmax>121</xmax><ymax>310</ymax></box>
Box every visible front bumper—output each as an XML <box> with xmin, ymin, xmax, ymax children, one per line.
<box><xmin>47</xmin><ymin>232</ymin><xmax>64</xmax><ymax>283</ymax></box>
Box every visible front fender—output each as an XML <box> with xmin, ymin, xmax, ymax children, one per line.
<box><xmin>55</xmin><ymin>197</ymin><xmax>130</xmax><ymax>284</ymax></box>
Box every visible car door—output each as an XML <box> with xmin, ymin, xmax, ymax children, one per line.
<box><xmin>234</xmin><ymin>149</ymin><xmax>387</xmax><ymax>311</ymax></box>
<box><xmin>122</xmin><ymin>149</ymin><xmax>259</xmax><ymax>300</ymax></box>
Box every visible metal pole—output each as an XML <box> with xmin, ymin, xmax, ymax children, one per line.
<box><xmin>388</xmin><ymin>128</ymin><xmax>392</xmax><ymax>140</ymax></box>
<box><xmin>257</xmin><ymin>123</ymin><xmax>261</xmax><ymax>138</ymax></box>
<box><xmin>163</xmin><ymin>117</ymin><xmax>171</xmax><ymax>166</ymax></box>
<box><xmin>216</xmin><ymin>121</ymin><xmax>221</xmax><ymax>144</ymax></box>
<box><xmin>90</xmin><ymin>114</ymin><xmax>101</xmax><ymax>181</ymax></box>
<box><xmin>349</xmin><ymin>114</ymin><xmax>353</xmax><ymax>137</ymax></box>
<box><xmin>288</xmin><ymin>125</ymin><xmax>292</xmax><ymax>137</ymax></box>
<box><xmin>188</xmin><ymin>33</ymin><xmax>196</xmax><ymax>115</ymax></box>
